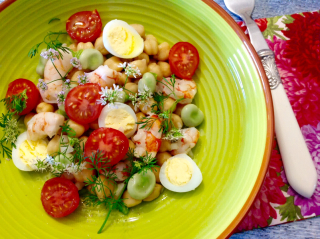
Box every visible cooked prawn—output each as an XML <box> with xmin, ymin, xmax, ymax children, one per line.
<box><xmin>41</xmin><ymin>51</ymin><xmax>73</xmax><ymax>103</ymax></box>
<box><xmin>86</xmin><ymin>65</ymin><xmax>120</xmax><ymax>88</ymax></box>
<box><xmin>132</xmin><ymin>115</ymin><xmax>162</xmax><ymax>158</ymax></box>
<box><xmin>171</xmin><ymin>127</ymin><xmax>200</xmax><ymax>155</ymax></box>
<box><xmin>27</xmin><ymin>112</ymin><xmax>64</xmax><ymax>141</ymax></box>
<box><xmin>156</xmin><ymin>77</ymin><xmax>197</xmax><ymax>104</ymax></box>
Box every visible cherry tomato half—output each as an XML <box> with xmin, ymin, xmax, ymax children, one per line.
<box><xmin>41</xmin><ymin>177</ymin><xmax>80</xmax><ymax>218</ymax></box>
<box><xmin>5</xmin><ymin>78</ymin><xmax>40</xmax><ymax>115</ymax></box>
<box><xmin>84</xmin><ymin>128</ymin><xmax>129</xmax><ymax>167</ymax></box>
<box><xmin>168</xmin><ymin>42</ymin><xmax>199</xmax><ymax>79</ymax></box>
<box><xmin>65</xmin><ymin>83</ymin><xmax>102</xmax><ymax>124</ymax></box>
<box><xmin>66</xmin><ymin>9</ymin><xmax>102</xmax><ymax>43</ymax></box>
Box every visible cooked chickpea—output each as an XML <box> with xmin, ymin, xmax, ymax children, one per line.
<box><xmin>122</xmin><ymin>190</ymin><xmax>142</xmax><ymax>208</ymax></box>
<box><xmin>47</xmin><ymin>134</ymin><xmax>60</xmax><ymax>156</ymax></box>
<box><xmin>79</xmin><ymin>136</ymin><xmax>88</xmax><ymax>151</ymax></box>
<box><xmin>24</xmin><ymin>112</ymin><xmax>35</xmax><ymax>127</ymax></box>
<box><xmin>95</xmin><ymin>175</ymin><xmax>116</xmax><ymax>201</ymax></box>
<box><xmin>128</xmin><ymin>102</ymin><xmax>140</xmax><ymax>113</ymax></box>
<box><xmin>159</xmin><ymin>139</ymin><xmax>172</xmax><ymax>153</ymax></box>
<box><xmin>147</xmin><ymin>62</ymin><xmax>163</xmax><ymax>81</ymax></box>
<box><xmin>152</xmin><ymin>167</ymin><xmax>160</xmax><ymax>183</ymax></box>
<box><xmin>171</xmin><ymin>113</ymin><xmax>183</xmax><ymax>129</ymax></box>
<box><xmin>154</xmin><ymin>42</ymin><xmax>170</xmax><ymax>61</ymax></box>
<box><xmin>143</xmin><ymin>184</ymin><xmax>163</xmax><ymax>201</ymax></box>
<box><xmin>118</xmin><ymin>72</ymin><xmax>131</xmax><ymax>86</ymax></box>
<box><xmin>174</xmin><ymin>103</ymin><xmax>185</xmax><ymax>116</ymax></box>
<box><xmin>94</xmin><ymin>36</ymin><xmax>109</xmax><ymax>55</ymax></box>
<box><xmin>136</xmin><ymin>112</ymin><xmax>146</xmax><ymax>123</ymax></box>
<box><xmin>69</xmin><ymin>43</ymin><xmax>77</xmax><ymax>52</ymax></box>
<box><xmin>125</xmin><ymin>82</ymin><xmax>138</xmax><ymax>95</ymax></box>
<box><xmin>156</xmin><ymin>152</ymin><xmax>172</xmax><ymax>166</ymax></box>
<box><xmin>75</xmin><ymin>182</ymin><xmax>85</xmax><ymax>191</ymax></box>
<box><xmin>158</xmin><ymin>61</ymin><xmax>172</xmax><ymax>77</ymax></box>
<box><xmin>77</xmin><ymin>42</ymin><xmax>94</xmax><ymax>51</ymax></box>
<box><xmin>130</xmin><ymin>24</ymin><xmax>145</xmax><ymax>38</ymax></box>
<box><xmin>67</xmin><ymin>119</ymin><xmax>85</xmax><ymax>138</ymax></box>
<box><xmin>160</xmin><ymin>98</ymin><xmax>176</xmax><ymax>112</ymax></box>
<box><xmin>144</xmin><ymin>35</ymin><xmax>158</xmax><ymax>55</ymax></box>
<box><xmin>128</xmin><ymin>139</ymin><xmax>136</xmax><ymax>150</ymax></box>
<box><xmin>128</xmin><ymin>59</ymin><xmax>147</xmax><ymax>78</ymax></box>
<box><xmin>87</xmin><ymin>184</ymin><xmax>96</xmax><ymax>195</ymax></box>
<box><xmin>71</xmin><ymin>70</ymin><xmax>85</xmax><ymax>83</ymax></box>
<box><xmin>36</xmin><ymin>102</ymin><xmax>54</xmax><ymax>113</ymax></box>
<box><xmin>134</xmin><ymin>53</ymin><xmax>149</xmax><ymax>65</ymax></box>
<box><xmin>138</xmin><ymin>98</ymin><xmax>157</xmax><ymax>114</ymax></box>
<box><xmin>73</xmin><ymin>163</ymin><xmax>95</xmax><ymax>183</ymax></box>
<box><xmin>104</xmin><ymin>56</ymin><xmax>123</xmax><ymax>72</ymax></box>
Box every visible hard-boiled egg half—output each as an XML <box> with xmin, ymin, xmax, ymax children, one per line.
<box><xmin>159</xmin><ymin>154</ymin><xmax>202</xmax><ymax>192</ymax></box>
<box><xmin>12</xmin><ymin>132</ymin><xmax>48</xmax><ymax>171</ymax></box>
<box><xmin>98</xmin><ymin>102</ymin><xmax>137</xmax><ymax>138</ymax></box>
<box><xmin>103</xmin><ymin>19</ymin><xmax>144</xmax><ymax>59</ymax></box>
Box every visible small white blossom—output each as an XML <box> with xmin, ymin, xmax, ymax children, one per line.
<box><xmin>40</xmin><ymin>48</ymin><xmax>59</xmax><ymax>60</ymax></box>
<box><xmin>37</xmin><ymin>79</ymin><xmax>48</xmax><ymax>92</ymax></box>
<box><xmin>162</xmin><ymin>129</ymin><xmax>184</xmax><ymax>142</ymax></box>
<box><xmin>96</xmin><ymin>98</ymin><xmax>107</xmax><ymax>106</ymax></box>
<box><xmin>120</xmin><ymin>63</ymin><xmax>141</xmax><ymax>78</ymax></box>
<box><xmin>65</xmin><ymin>162</ymin><xmax>86</xmax><ymax>174</ymax></box>
<box><xmin>97</xmin><ymin>85</ymin><xmax>123</xmax><ymax>106</ymax></box>
<box><xmin>78</xmin><ymin>74</ymin><xmax>89</xmax><ymax>85</ymax></box>
<box><xmin>118</xmin><ymin>62</ymin><xmax>127</xmax><ymax>68</ymax></box>
<box><xmin>56</xmin><ymin>91</ymin><xmax>66</xmax><ymax>107</ymax></box>
<box><xmin>70</xmin><ymin>57</ymin><xmax>82</xmax><ymax>70</ymax></box>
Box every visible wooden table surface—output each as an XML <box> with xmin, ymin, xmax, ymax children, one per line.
<box><xmin>212</xmin><ymin>0</ymin><xmax>320</xmax><ymax>238</ymax></box>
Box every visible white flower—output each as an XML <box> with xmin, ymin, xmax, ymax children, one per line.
<box><xmin>44</xmin><ymin>155</ymin><xmax>55</xmax><ymax>165</ymax></box>
<box><xmin>37</xmin><ymin>79</ymin><xmax>48</xmax><ymax>92</ymax></box>
<box><xmin>112</xmin><ymin>83</ymin><xmax>123</xmax><ymax>92</ymax></box>
<box><xmin>118</xmin><ymin>62</ymin><xmax>127</xmax><ymax>68</ymax></box>
<box><xmin>56</xmin><ymin>91</ymin><xmax>66</xmax><ymax>107</ymax></box>
<box><xmin>96</xmin><ymin>98</ymin><xmax>107</xmax><ymax>105</ymax></box>
<box><xmin>78</xmin><ymin>74</ymin><xmax>89</xmax><ymax>85</ymax></box>
<box><xmin>122</xmin><ymin>63</ymin><xmax>142</xmax><ymax>78</ymax></box>
<box><xmin>70</xmin><ymin>57</ymin><xmax>82</xmax><ymax>70</ymax></box>
<box><xmin>40</xmin><ymin>48</ymin><xmax>59</xmax><ymax>60</ymax></box>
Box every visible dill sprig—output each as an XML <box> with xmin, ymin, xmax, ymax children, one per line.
<box><xmin>48</xmin><ymin>17</ymin><xmax>60</xmax><ymax>24</ymax></box>
<box><xmin>28</xmin><ymin>31</ymin><xmax>69</xmax><ymax>59</ymax></box>
<box><xmin>1</xmin><ymin>89</ymin><xmax>28</xmax><ymax>114</ymax></box>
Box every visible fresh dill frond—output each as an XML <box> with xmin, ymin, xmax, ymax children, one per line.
<box><xmin>48</xmin><ymin>17</ymin><xmax>60</xmax><ymax>24</ymax></box>
<box><xmin>1</xmin><ymin>89</ymin><xmax>28</xmax><ymax>114</ymax></box>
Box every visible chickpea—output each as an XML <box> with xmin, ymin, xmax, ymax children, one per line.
<box><xmin>24</xmin><ymin>112</ymin><xmax>35</xmax><ymax>127</ymax></box>
<box><xmin>128</xmin><ymin>59</ymin><xmax>147</xmax><ymax>78</ymax></box>
<box><xmin>67</xmin><ymin>119</ymin><xmax>85</xmax><ymax>138</ymax></box>
<box><xmin>95</xmin><ymin>175</ymin><xmax>116</xmax><ymax>201</ymax></box>
<box><xmin>122</xmin><ymin>190</ymin><xmax>142</xmax><ymax>208</ymax></box>
<box><xmin>171</xmin><ymin>113</ymin><xmax>183</xmax><ymax>129</ymax></box>
<box><xmin>160</xmin><ymin>98</ymin><xmax>176</xmax><ymax>112</ymax></box>
<box><xmin>147</xmin><ymin>62</ymin><xmax>163</xmax><ymax>81</ymax></box>
<box><xmin>87</xmin><ymin>184</ymin><xmax>96</xmax><ymax>195</ymax></box>
<box><xmin>143</xmin><ymin>184</ymin><xmax>163</xmax><ymax>201</ymax></box>
<box><xmin>152</xmin><ymin>167</ymin><xmax>160</xmax><ymax>183</ymax></box>
<box><xmin>118</xmin><ymin>72</ymin><xmax>131</xmax><ymax>86</ymax></box>
<box><xmin>130</xmin><ymin>24</ymin><xmax>145</xmax><ymax>38</ymax></box>
<box><xmin>75</xmin><ymin>182</ymin><xmax>85</xmax><ymax>191</ymax></box>
<box><xmin>134</xmin><ymin>53</ymin><xmax>149</xmax><ymax>65</ymax></box>
<box><xmin>159</xmin><ymin>139</ymin><xmax>172</xmax><ymax>153</ymax></box>
<box><xmin>128</xmin><ymin>102</ymin><xmax>140</xmax><ymax>113</ymax></box>
<box><xmin>133</xmin><ymin>79</ymin><xmax>140</xmax><ymax>85</ymax></box>
<box><xmin>94</xmin><ymin>36</ymin><xmax>109</xmax><ymax>55</ymax></box>
<box><xmin>136</xmin><ymin>112</ymin><xmax>146</xmax><ymax>123</ymax></box>
<box><xmin>154</xmin><ymin>42</ymin><xmax>170</xmax><ymax>61</ymax></box>
<box><xmin>104</xmin><ymin>56</ymin><xmax>123</xmax><ymax>72</ymax></box>
<box><xmin>158</xmin><ymin>61</ymin><xmax>172</xmax><ymax>77</ymax></box>
<box><xmin>47</xmin><ymin>134</ymin><xmax>60</xmax><ymax>156</ymax></box>
<box><xmin>77</xmin><ymin>42</ymin><xmax>94</xmax><ymax>51</ymax></box>
<box><xmin>71</xmin><ymin>70</ymin><xmax>85</xmax><ymax>84</ymax></box>
<box><xmin>144</xmin><ymin>35</ymin><xmax>158</xmax><ymax>55</ymax></box>
<box><xmin>128</xmin><ymin>139</ymin><xmax>136</xmax><ymax>150</ymax></box>
<box><xmin>69</xmin><ymin>43</ymin><xmax>77</xmax><ymax>52</ymax></box>
<box><xmin>36</xmin><ymin>102</ymin><xmax>54</xmax><ymax>113</ymax></box>
<box><xmin>73</xmin><ymin>163</ymin><xmax>95</xmax><ymax>183</ymax></box>
<box><xmin>174</xmin><ymin>103</ymin><xmax>185</xmax><ymax>117</ymax></box>
<box><xmin>138</xmin><ymin>98</ymin><xmax>157</xmax><ymax>114</ymax></box>
<box><xmin>156</xmin><ymin>152</ymin><xmax>172</xmax><ymax>166</ymax></box>
<box><xmin>125</xmin><ymin>82</ymin><xmax>138</xmax><ymax>95</ymax></box>
<box><xmin>79</xmin><ymin>136</ymin><xmax>88</xmax><ymax>151</ymax></box>
<box><xmin>89</xmin><ymin>121</ymin><xmax>99</xmax><ymax>130</ymax></box>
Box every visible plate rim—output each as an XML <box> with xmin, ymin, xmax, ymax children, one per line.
<box><xmin>0</xmin><ymin>0</ymin><xmax>274</xmax><ymax>238</ymax></box>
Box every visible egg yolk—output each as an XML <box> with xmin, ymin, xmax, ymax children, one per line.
<box><xmin>104</xmin><ymin>108</ymin><xmax>135</xmax><ymax>135</ymax></box>
<box><xmin>108</xmin><ymin>26</ymin><xmax>135</xmax><ymax>56</ymax></box>
<box><xmin>19</xmin><ymin>139</ymin><xmax>48</xmax><ymax>166</ymax></box>
<box><xmin>165</xmin><ymin>158</ymin><xmax>193</xmax><ymax>186</ymax></box>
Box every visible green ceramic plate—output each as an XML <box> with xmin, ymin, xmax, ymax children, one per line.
<box><xmin>0</xmin><ymin>0</ymin><xmax>273</xmax><ymax>238</ymax></box>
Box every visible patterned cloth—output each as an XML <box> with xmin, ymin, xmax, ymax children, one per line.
<box><xmin>235</xmin><ymin>11</ymin><xmax>320</xmax><ymax>232</ymax></box>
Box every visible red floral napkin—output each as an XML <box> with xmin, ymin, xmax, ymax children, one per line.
<box><xmin>235</xmin><ymin>11</ymin><xmax>320</xmax><ymax>232</ymax></box>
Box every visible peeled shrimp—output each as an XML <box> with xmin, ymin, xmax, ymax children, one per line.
<box><xmin>27</xmin><ymin>112</ymin><xmax>64</xmax><ymax>141</ymax></box>
<box><xmin>156</xmin><ymin>77</ymin><xmax>197</xmax><ymax>104</ymax></box>
<box><xmin>112</xmin><ymin>160</ymin><xmax>131</xmax><ymax>182</ymax></box>
<box><xmin>41</xmin><ymin>51</ymin><xmax>73</xmax><ymax>103</ymax></box>
<box><xmin>86</xmin><ymin>65</ymin><xmax>120</xmax><ymax>88</ymax></box>
<box><xmin>132</xmin><ymin>115</ymin><xmax>162</xmax><ymax>158</ymax></box>
<box><xmin>171</xmin><ymin>127</ymin><xmax>200</xmax><ymax>155</ymax></box>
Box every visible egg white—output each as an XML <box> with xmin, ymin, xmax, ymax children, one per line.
<box><xmin>102</xmin><ymin>19</ymin><xmax>144</xmax><ymax>58</ymax></box>
<box><xmin>159</xmin><ymin>154</ymin><xmax>202</xmax><ymax>193</ymax></box>
<box><xmin>98</xmin><ymin>102</ymin><xmax>137</xmax><ymax>138</ymax></box>
<box><xmin>12</xmin><ymin>132</ymin><xmax>48</xmax><ymax>171</ymax></box>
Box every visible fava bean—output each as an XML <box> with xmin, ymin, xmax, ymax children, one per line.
<box><xmin>127</xmin><ymin>169</ymin><xmax>156</xmax><ymax>200</ymax></box>
<box><xmin>79</xmin><ymin>48</ymin><xmax>104</xmax><ymax>70</ymax></box>
<box><xmin>138</xmin><ymin>72</ymin><xmax>157</xmax><ymax>93</ymax></box>
<box><xmin>181</xmin><ymin>104</ymin><xmax>204</xmax><ymax>127</ymax></box>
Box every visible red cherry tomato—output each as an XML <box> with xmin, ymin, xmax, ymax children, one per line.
<box><xmin>65</xmin><ymin>83</ymin><xmax>102</xmax><ymax>124</ymax></box>
<box><xmin>5</xmin><ymin>78</ymin><xmax>40</xmax><ymax>115</ymax></box>
<box><xmin>169</xmin><ymin>42</ymin><xmax>199</xmax><ymax>79</ymax></box>
<box><xmin>84</xmin><ymin>128</ymin><xmax>129</xmax><ymax>167</ymax></box>
<box><xmin>41</xmin><ymin>177</ymin><xmax>80</xmax><ymax>218</ymax></box>
<box><xmin>66</xmin><ymin>9</ymin><xmax>102</xmax><ymax>43</ymax></box>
